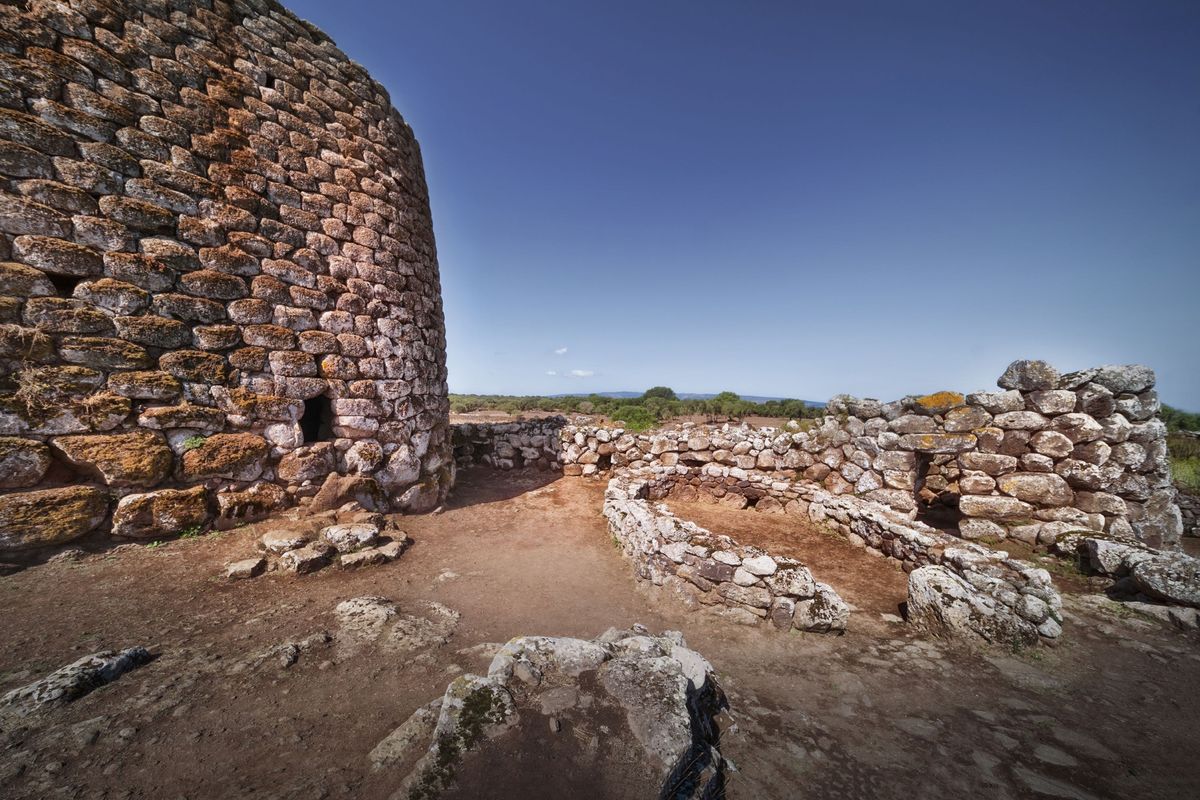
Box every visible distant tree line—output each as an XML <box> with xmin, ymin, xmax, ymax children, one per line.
<box><xmin>1162</xmin><ymin>404</ymin><xmax>1200</xmax><ymax>433</ymax></box>
<box><xmin>449</xmin><ymin>387</ymin><xmax>825</xmax><ymax>431</ymax></box>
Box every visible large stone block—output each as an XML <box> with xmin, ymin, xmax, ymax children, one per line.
<box><xmin>111</xmin><ymin>485</ymin><xmax>210</xmax><ymax>538</ymax></box>
<box><xmin>181</xmin><ymin>433</ymin><xmax>269</xmax><ymax>481</ymax></box>
<box><xmin>0</xmin><ymin>486</ymin><xmax>109</xmax><ymax>551</ymax></box>
<box><xmin>959</xmin><ymin>494</ymin><xmax>1035</xmax><ymax>520</ymax></box>
<box><xmin>51</xmin><ymin>431</ymin><xmax>173</xmax><ymax>487</ymax></box>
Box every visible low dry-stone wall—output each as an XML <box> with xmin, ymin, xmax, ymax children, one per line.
<box><xmin>640</xmin><ymin>469</ymin><xmax>1063</xmax><ymax>644</ymax></box>
<box><xmin>604</xmin><ymin>473</ymin><xmax>851</xmax><ymax>633</ymax></box>
<box><xmin>0</xmin><ymin>0</ymin><xmax>451</xmax><ymax>555</ymax></box>
<box><xmin>454</xmin><ymin>360</ymin><xmax>1183</xmax><ymax>553</ymax></box>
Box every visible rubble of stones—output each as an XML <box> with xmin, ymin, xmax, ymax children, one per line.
<box><xmin>373</xmin><ymin>626</ymin><xmax>727</xmax><ymax>800</ymax></box>
<box><xmin>0</xmin><ymin>0</ymin><xmax>453</xmax><ymax>559</ymax></box>
<box><xmin>224</xmin><ymin>500</ymin><xmax>410</xmax><ymax>579</ymax></box>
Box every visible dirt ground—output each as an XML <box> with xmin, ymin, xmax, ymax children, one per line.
<box><xmin>2</xmin><ymin>468</ymin><xmax>1199</xmax><ymax>799</ymax></box>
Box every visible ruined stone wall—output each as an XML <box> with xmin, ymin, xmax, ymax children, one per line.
<box><xmin>0</xmin><ymin>0</ymin><xmax>450</xmax><ymax>553</ymax></box>
<box><xmin>602</xmin><ymin>473</ymin><xmax>851</xmax><ymax>633</ymax></box>
<box><xmin>642</xmin><ymin>469</ymin><xmax>1064</xmax><ymax>641</ymax></box>
<box><xmin>452</xmin><ymin>361</ymin><xmax>1183</xmax><ymax>551</ymax></box>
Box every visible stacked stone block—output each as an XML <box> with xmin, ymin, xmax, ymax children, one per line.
<box><xmin>0</xmin><ymin>0</ymin><xmax>450</xmax><ymax>554</ymax></box>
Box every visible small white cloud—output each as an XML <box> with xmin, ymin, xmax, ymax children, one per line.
<box><xmin>554</xmin><ymin>347</ymin><xmax>569</xmax><ymax>356</ymax></box>
<box><xmin>545</xmin><ymin>370</ymin><xmax>558</xmax><ymax>376</ymax></box>
<box><xmin>569</xmin><ymin>369</ymin><xmax>594</xmax><ymax>378</ymax></box>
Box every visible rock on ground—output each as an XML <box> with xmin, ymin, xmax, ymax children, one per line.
<box><xmin>375</xmin><ymin>627</ymin><xmax>728</xmax><ymax>799</ymax></box>
<box><xmin>0</xmin><ymin>647</ymin><xmax>152</xmax><ymax>717</ymax></box>
<box><xmin>907</xmin><ymin>566</ymin><xmax>1039</xmax><ymax>647</ymax></box>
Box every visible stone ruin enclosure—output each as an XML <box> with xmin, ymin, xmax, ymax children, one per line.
<box><xmin>0</xmin><ymin>0</ymin><xmax>451</xmax><ymax>555</ymax></box>
<box><xmin>455</xmin><ymin>360</ymin><xmax>1184</xmax><ymax>551</ymax></box>
<box><xmin>455</xmin><ymin>360</ymin><xmax>1193</xmax><ymax>645</ymax></box>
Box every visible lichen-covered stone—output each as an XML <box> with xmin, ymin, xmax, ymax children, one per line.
<box><xmin>111</xmin><ymin>485</ymin><xmax>209</xmax><ymax>538</ymax></box>
<box><xmin>0</xmin><ymin>486</ymin><xmax>108</xmax><ymax>552</ymax></box>
<box><xmin>137</xmin><ymin>404</ymin><xmax>225</xmax><ymax>432</ymax></box>
<box><xmin>51</xmin><ymin>431</ymin><xmax>173</xmax><ymax>487</ymax></box>
<box><xmin>158</xmin><ymin>350</ymin><xmax>228</xmax><ymax>383</ymax></box>
<box><xmin>181</xmin><ymin>433</ymin><xmax>269</xmax><ymax>482</ymax></box>
<box><xmin>997</xmin><ymin>359</ymin><xmax>1060</xmax><ymax>392</ymax></box>
<box><xmin>907</xmin><ymin>566</ymin><xmax>1039</xmax><ymax>646</ymax></box>
<box><xmin>106</xmin><ymin>370</ymin><xmax>181</xmax><ymax>400</ymax></box>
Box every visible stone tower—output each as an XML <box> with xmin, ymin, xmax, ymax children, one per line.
<box><xmin>0</xmin><ymin>0</ymin><xmax>452</xmax><ymax>552</ymax></box>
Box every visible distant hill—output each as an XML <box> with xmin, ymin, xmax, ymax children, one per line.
<box><xmin>550</xmin><ymin>391</ymin><xmax>824</xmax><ymax>407</ymax></box>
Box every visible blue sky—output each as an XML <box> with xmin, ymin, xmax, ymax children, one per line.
<box><xmin>286</xmin><ymin>1</ymin><xmax>1199</xmax><ymax>408</ymax></box>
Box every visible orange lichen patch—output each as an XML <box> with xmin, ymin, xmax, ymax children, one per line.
<box><xmin>915</xmin><ymin>391</ymin><xmax>965</xmax><ymax>413</ymax></box>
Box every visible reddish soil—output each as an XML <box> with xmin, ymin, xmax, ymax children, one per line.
<box><xmin>665</xmin><ymin>499</ymin><xmax>910</xmax><ymax>617</ymax></box>
<box><xmin>2</xmin><ymin>469</ymin><xmax>1199</xmax><ymax>800</ymax></box>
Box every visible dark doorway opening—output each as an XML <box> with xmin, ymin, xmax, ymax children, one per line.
<box><xmin>47</xmin><ymin>273</ymin><xmax>83</xmax><ymax>297</ymax></box>
<box><xmin>914</xmin><ymin>453</ymin><xmax>964</xmax><ymax>532</ymax></box>
<box><xmin>300</xmin><ymin>395</ymin><xmax>334</xmax><ymax>443</ymax></box>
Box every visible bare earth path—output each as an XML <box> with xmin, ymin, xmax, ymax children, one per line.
<box><xmin>2</xmin><ymin>468</ymin><xmax>1199</xmax><ymax>799</ymax></box>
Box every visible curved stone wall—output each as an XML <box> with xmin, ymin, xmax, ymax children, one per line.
<box><xmin>0</xmin><ymin>0</ymin><xmax>450</xmax><ymax>552</ymax></box>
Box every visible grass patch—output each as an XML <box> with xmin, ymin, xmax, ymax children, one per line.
<box><xmin>1172</xmin><ymin>457</ymin><xmax>1200</xmax><ymax>492</ymax></box>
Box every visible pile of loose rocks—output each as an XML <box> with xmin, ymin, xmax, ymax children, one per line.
<box><xmin>224</xmin><ymin>502</ymin><xmax>409</xmax><ymax>579</ymax></box>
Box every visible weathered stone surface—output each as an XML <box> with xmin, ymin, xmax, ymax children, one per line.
<box><xmin>0</xmin><ymin>647</ymin><xmax>152</xmax><ymax>716</ymax></box>
<box><xmin>966</xmin><ymin>390</ymin><xmax>1024</xmax><ymax>414</ymax></box>
<box><xmin>387</xmin><ymin>628</ymin><xmax>726</xmax><ymax>799</ymax></box>
<box><xmin>995</xmin><ymin>472</ymin><xmax>1074</xmax><ymax>507</ymax></box>
<box><xmin>1131</xmin><ymin>555</ymin><xmax>1200</xmax><ymax>608</ymax></box>
<box><xmin>993</xmin><ymin>411</ymin><xmax>1050</xmax><ymax>431</ymax></box>
<box><xmin>51</xmin><ymin>431</ymin><xmax>173</xmax><ymax>487</ymax></box>
<box><xmin>792</xmin><ymin>583</ymin><xmax>850</xmax><ymax>633</ymax></box>
<box><xmin>180</xmin><ymin>433</ymin><xmax>268</xmax><ymax>481</ymax></box>
<box><xmin>111</xmin><ymin>485</ymin><xmax>209</xmax><ymax>538</ymax></box>
<box><xmin>1050</xmin><ymin>412</ymin><xmax>1104</xmax><ymax>444</ymax></box>
<box><xmin>321</xmin><ymin>523</ymin><xmax>379</xmax><ymax>553</ymax></box>
<box><xmin>1028</xmin><ymin>390</ymin><xmax>1077</xmax><ymax>415</ymax></box>
<box><xmin>280</xmin><ymin>542</ymin><xmax>334</xmax><ymax>574</ymax></box>
<box><xmin>898</xmin><ymin>432</ymin><xmax>976</xmax><ymax>453</ymax></box>
<box><xmin>310</xmin><ymin>473</ymin><xmax>387</xmax><ymax>512</ymax></box>
<box><xmin>959</xmin><ymin>494</ymin><xmax>1035</xmax><ymax>520</ymax></box>
<box><xmin>943</xmin><ymin>405</ymin><xmax>992</xmax><ymax>432</ymax></box>
<box><xmin>907</xmin><ymin>566</ymin><xmax>1038</xmax><ymax>646</ymax></box>
<box><xmin>0</xmin><ymin>436</ymin><xmax>52</xmax><ymax>488</ymax></box>
<box><xmin>261</xmin><ymin>529</ymin><xmax>310</xmax><ymax>554</ymax></box>
<box><xmin>216</xmin><ymin>482</ymin><xmax>289</xmax><ymax>529</ymax></box>
<box><xmin>1090</xmin><ymin>364</ymin><xmax>1155</xmax><ymax>395</ymax></box>
<box><xmin>276</xmin><ymin>443</ymin><xmax>336</xmax><ymax>483</ymax></box>
<box><xmin>106</xmin><ymin>370</ymin><xmax>182</xmax><ymax>400</ymax></box>
<box><xmin>0</xmin><ymin>486</ymin><xmax>108</xmax><ymax>551</ymax></box>
<box><xmin>226</xmin><ymin>556</ymin><xmax>266</xmax><ymax>580</ymax></box>
<box><xmin>138</xmin><ymin>404</ymin><xmax>225</xmax><ymax>432</ymax></box>
<box><xmin>997</xmin><ymin>360</ymin><xmax>1060</xmax><ymax>392</ymax></box>
<box><xmin>958</xmin><ymin>452</ymin><xmax>1019</xmax><ymax>476</ymax></box>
